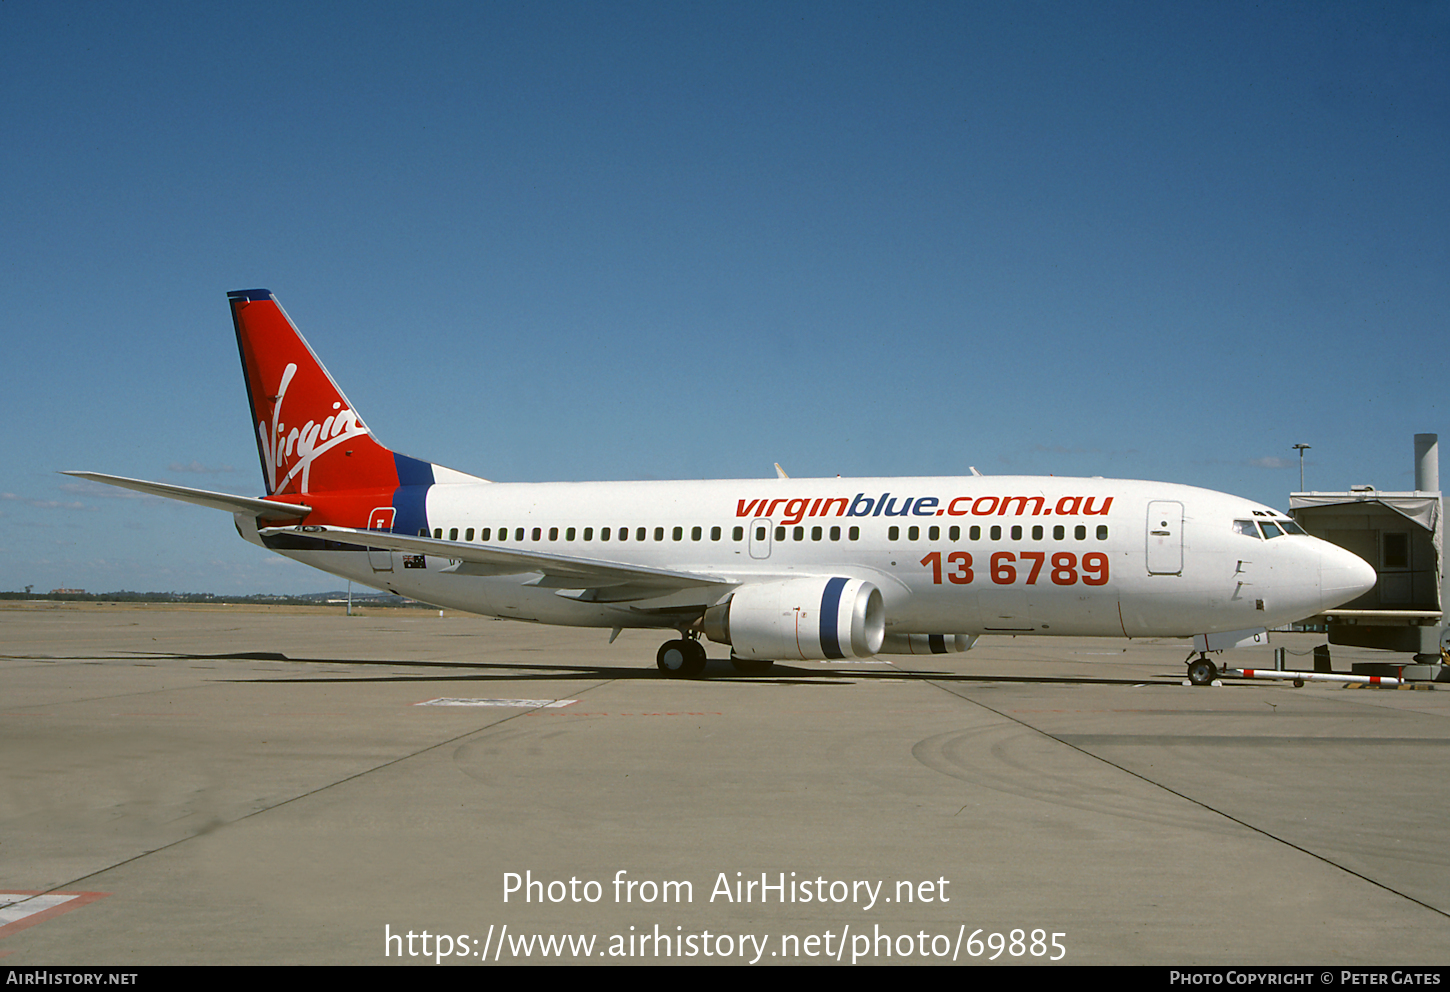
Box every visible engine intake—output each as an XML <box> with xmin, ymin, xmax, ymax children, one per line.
<box><xmin>704</xmin><ymin>576</ymin><xmax>885</xmax><ymax>661</ymax></box>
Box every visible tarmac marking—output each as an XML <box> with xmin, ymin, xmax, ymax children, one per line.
<box><xmin>0</xmin><ymin>891</ymin><xmax>109</xmax><ymax>939</ymax></box>
<box><xmin>415</xmin><ymin>697</ymin><xmax>578</xmax><ymax>708</ymax></box>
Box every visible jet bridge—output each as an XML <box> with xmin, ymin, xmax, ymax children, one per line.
<box><xmin>1290</xmin><ymin>434</ymin><xmax>1447</xmax><ymax>678</ymax></box>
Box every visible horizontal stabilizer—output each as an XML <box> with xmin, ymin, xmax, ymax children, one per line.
<box><xmin>62</xmin><ymin>472</ymin><xmax>311</xmax><ymax>519</ymax></box>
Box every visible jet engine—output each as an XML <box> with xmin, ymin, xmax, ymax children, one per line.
<box><xmin>703</xmin><ymin>576</ymin><xmax>885</xmax><ymax>661</ymax></box>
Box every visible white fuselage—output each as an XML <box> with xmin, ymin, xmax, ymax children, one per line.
<box><xmin>240</xmin><ymin>475</ymin><xmax>1375</xmax><ymax>639</ymax></box>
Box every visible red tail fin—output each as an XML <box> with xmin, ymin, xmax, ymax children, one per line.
<box><xmin>229</xmin><ymin>289</ymin><xmax>397</xmax><ymax>496</ymax></box>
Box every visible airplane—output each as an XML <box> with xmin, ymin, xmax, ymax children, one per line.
<box><xmin>68</xmin><ymin>289</ymin><xmax>1378</xmax><ymax>686</ymax></box>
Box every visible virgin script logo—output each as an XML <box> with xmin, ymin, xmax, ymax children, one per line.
<box><xmin>257</xmin><ymin>363</ymin><xmax>369</xmax><ymax>493</ymax></box>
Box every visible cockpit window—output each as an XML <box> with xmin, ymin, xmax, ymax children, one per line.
<box><xmin>1233</xmin><ymin>519</ymin><xmax>1259</xmax><ymax>538</ymax></box>
<box><xmin>1259</xmin><ymin>521</ymin><xmax>1284</xmax><ymax>539</ymax></box>
<box><xmin>1279</xmin><ymin>520</ymin><xmax>1306</xmax><ymax>535</ymax></box>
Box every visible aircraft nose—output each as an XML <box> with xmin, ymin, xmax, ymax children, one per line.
<box><xmin>1319</xmin><ymin>541</ymin><xmax>1377</xmax><ymax>610</ymax></box>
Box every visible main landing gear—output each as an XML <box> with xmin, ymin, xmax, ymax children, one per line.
<box><xmin>1186</xmin><ymin>652</ymin><xmax>1219</xmax><ymax>687</ymax></box>
<box><xmin>656</xmin><ymin>637</ymin><xmax>707</xmax><ymax>677</ymax></box>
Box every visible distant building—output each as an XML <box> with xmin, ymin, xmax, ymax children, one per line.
<box><xmin>50</xmin><ymin>588</ymin><xmax>86</xmax><ymax>595</ymax></box>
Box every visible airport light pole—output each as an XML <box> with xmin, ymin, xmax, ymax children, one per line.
<box><xmin>1292</xmin><ymin>444</ymin><xmax>1311</xmax><ymax>491</ymax></box>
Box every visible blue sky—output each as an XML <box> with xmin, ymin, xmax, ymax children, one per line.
<box><xmin>3</xmin><ymin>1</ymin><xmax>1446</xmax><ymax>594</ymax></box>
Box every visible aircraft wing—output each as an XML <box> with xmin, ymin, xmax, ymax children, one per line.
<box><xmin>259</xmin><ymin>524</ymin><xmax>735</xmax><ymax>601</ymax></box>
<box><xmin>62</xmin><ymin>472</ymin><xmax>312</xmax><ymax>519</ymax></box>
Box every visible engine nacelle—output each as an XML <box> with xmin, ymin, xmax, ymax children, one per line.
<box><xmin>703</xmin><ymin>576</ymin><xmax>885</xmax><ymax>661</ymax></box>
<box><xmin>878</xmin><ymin>633</ymin><xmax>978</xmax><ymax>655</ymax></box>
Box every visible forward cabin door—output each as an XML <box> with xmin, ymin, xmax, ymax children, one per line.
<box><xmin>1146</xmin><ymin>500</ymin><xmax>1183</xmax><ymax>575</ymax></box>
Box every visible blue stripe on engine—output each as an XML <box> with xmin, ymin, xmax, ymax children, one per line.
<box><xmin>819</xmin><ymin>576</ymin><xmax>848</xmax><ymax>659</ymax></box>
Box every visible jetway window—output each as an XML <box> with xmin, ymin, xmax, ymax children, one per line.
<box><xmin>1383</xmin><ymin>532</ymin><xmax>1410</xmax><ymax>570</ymax></box>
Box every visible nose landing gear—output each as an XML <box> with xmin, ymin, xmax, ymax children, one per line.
<box><xmin>1186</xmin><ymin>653</ymin><xmax>1219</xmax><ymax>686</ymax></box>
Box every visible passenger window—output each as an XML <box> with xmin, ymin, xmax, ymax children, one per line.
<box><xmin>465</xmin><ymin>528</ymin><xmax>475</xmax><ymax>541</ymax></box>
<box><xmin>672</xmin><ymin>526</ymin><xmax>683</xmax><ymax>541</ymax></box>
<box><xmin>1032</xmin><ymin>525</ymin><xmax>1043</xmax><ymax>540</ymax></box>
<box><xmin>830</xmin><ymin>526</ymin><xmax>841</xmax><ymax>541</ymax></box>
<box><xmin>793</xmin><ymin>526</ymin><xmax>804</xmax><ymax>541</ymax></box>
<box><xmin>600</xmin><ymin>527</ymin><xmax>610</xmax><ymax>541</ymax></box>
<box><xmin>1053</xmin><ymin>525</ymin><xmax>1064</xmax><ymax>540</ymax></box>
<box><xmin>531</xmin><ymin>527</ymin><xmax>541</xmax><ymax>541</ymax></box>
<box><xmin>1096</xmin><ymin>525</ymin><xmax>1108</xmax><ymax>540</ymax></box>
<box><xmin>970</xmin><ymin>525</ymin><xmax>981</xmax><ymax>541</ymax></box>
<box><xmin>928</xmin><ymin>525</ymin><xmax>939</xmax><ymax>541</ymax></box>
<box><xmin>418</xmin><ymin>528</ymin><xmax>428</xmax><ymax>537</ymax></box>
<box><xmin>566</xmin><ymin>527</ymin><xmax>576</xmax><ymax>541</ymax></box>
<box><xmin>711</xmin><ymin>526</ymin><xmax>721</xmax><ymax>541</ymax></box>
<box><xmin>548</xmin><ymin>527</ymin><xmax>558</xmax><ymax>541</ymax></box>
<box><xmin>1074</xmin><ymin>525</ymin><xmax>1086</xmax><ymax>540</ymax></box>
<box><xmin>948</xmin><ymin>525</ymin><xmax>959</xmax><ymax>541</ymax></box>
<box><xmin>480</xmin><ymin>528</ymin><xmax>491</xmax><ymax>541</ymax></box>
<box><xmin>654</xmin><ymin>527</ymin><xmax>664</xmax><ymax>541</ymax></box>
<box><xmin>848</xmin><ymin>526</ymin><xmax>859</xmax><ymax>541</ymax></box>
<box><xmin>617</xmin><ymin>527</ymin><xmax>628</xmax><ymax>542</ymax></box>
<box><xmin>756</xmin><ymin>526</ymin><xmax>766</xmax><ymax>541</ymax></box>
<box><xmin>434</xmin><ymin>528</ymin><xmax>443</xmax><ymax>539</ymax></box>
<box><xmin>515</xmin><ymin>528</ymin><xmax>525</xmax><ymax>541</ymax></box>
<box><xmin>888</xmin><ymin>526</ymin><xmax>900</xmax><ymax>541</ymax></box>
<box><xmin>584</xmin><ymin>527</ymin><xmax>594</xmax><ymax>541</ymax></box>
<box><xmin>906</xmin><ymin>525</ymin><xmax>917</xmax><ymax>540</ymax></box>
<box><xmin>449</xmin><ymin>528</ymin><xmax>459</xmax><ymax>541</ymax></box>
<box><xmin>990</xmin><ymin>526</ymin><xmax>1001</xmax><ymax>541</ymax></box>
<box><xmin>1011</xmin><ymin>525</ymin><xmax>1022</xmax><ymax>540</ymax></box>
<box><xmin>637</xmin><ymin>528</ymin><xmax>647</xmax><ymax>541</ymax></box>
<box><xmin>774</xmin><ymin>526</ymin><xmax>786</xmax><ymax>541</ymax></box>
<box><xmin>811</xmin><ymin>526</ymin><xmax>822</xmax><ymax>541</ymax></box>
<box><xmin>692</xmin><ymin>526</ymin><xmax>702</xmax><ymax>541</ymax></box>
<box><xmin>733</xmin><ymin>526</ymin><xmax>744</xmax><ymax>541</ymax></box>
